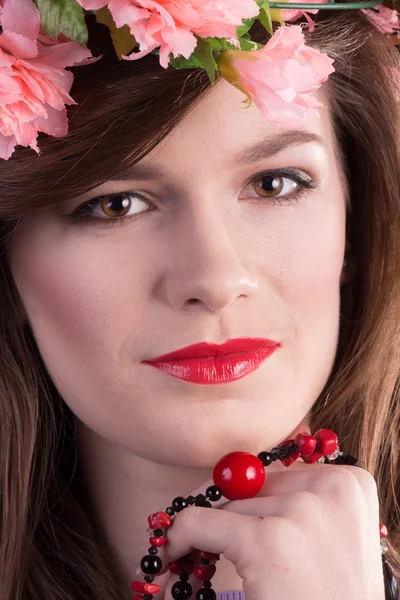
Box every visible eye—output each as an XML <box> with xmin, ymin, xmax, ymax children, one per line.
<box><xmin>243</xmin><ymin>169</ymin><xmax>316</xmax><ymax>203</ymax></box>
<box><xmin>254</xmin><ymin>174</ymin><xmax>294</xmax><ymax>197</ymax></box>
<box><xmin>65</xmin><ymin>192</ymin><xmax>151</xmax><ymax>225</ymax></box>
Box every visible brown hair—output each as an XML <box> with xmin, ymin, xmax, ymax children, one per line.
<box><xmin>0</xmin><ymin>10</ymin><xmax>399</xmax><ymax>600</ymax></box>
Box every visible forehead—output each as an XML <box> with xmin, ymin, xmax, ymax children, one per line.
<box><xmin>141</xmin><ymin>79</ymin><xmax>334</xmax><ymax>168</ymax></box>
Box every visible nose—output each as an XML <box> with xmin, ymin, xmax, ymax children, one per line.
<box><xmin>161</xmin><ymin>206</ymin><xmax>259</xmax><ymax>313</ymax></box>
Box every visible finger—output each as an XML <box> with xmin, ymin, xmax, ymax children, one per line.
<box><xmin>254</xmin><ymin>462</ymin><xmax>378</xmax><ymax>511</ymax></box>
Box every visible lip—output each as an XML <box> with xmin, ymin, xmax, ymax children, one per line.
<box><xmin>142</xmin><ymin>338</ymin><xmax>281</xmax><ymax>385</ymax></box>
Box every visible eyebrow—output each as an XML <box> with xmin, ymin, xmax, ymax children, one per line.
<box><xmin>232</xmin><ymin>130</ymin><xmax>325</xmax><ymax>166</ymax></box>
<box><xmin>109</xmin><ymin>130</ymin><xmax>325</xmax><ymax>182</ymax></box>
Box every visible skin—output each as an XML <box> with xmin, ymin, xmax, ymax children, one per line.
<box><xmin>7</xmin><ymin>80</ymin><xmax>384</xmax><ymax>598</ymax></box>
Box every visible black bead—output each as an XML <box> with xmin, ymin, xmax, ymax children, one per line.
<box><xmin>153</xmin><ymin>528</ymin><xmax>164</xmax><ymax>537</ymax></box>
<box><xmin>144</xmin><ymin>575</ymin><xmax>155</xmax><ymax>583</ymax></box>
<box><xmin>382</xmin><ymin>555</ymin><xmax>399</xmax><ymax>600</ymax></box>
<box><xmin>196</xmin><ymin>589</ymin><xmax>216</xmax><ymax>600</ymax></box>
<box><xmin>278</xmin><ymin>446</ymin><xmax>291</xmax><ymax>459</ymax></box>
<box><xmin>258</xmin><ymin>451</ymin><xmax>272</xmax><ymax>466</ymax></box>
<box><xmin>148</xmin><ymin>546</ymin><xmax>159</xmax><ymax>555</ymax></box>
<box><xmin>205</xmin><ymin>485</ymin><xmax>222</xmax><ymax>502</ymax></box>
<box><xmin>186</xmin><ymin>495</ymin><xmax>196</xmax><ymax>505</ymax></box>
<box><xmin>140</xmin><ymin>555</ymin><xmax>162</xmax><ymax>575</ymax></box>
<box><xmin>171</xmin><ymin>580</ymin><xmax>193</xmax><ymax>600</ymax></box>
<box><xmin>289</xmin><ymin>443</ymin><xmax>298</xmax><ymax>452</ymax></box>
<box><xmin>180</xmin><ymin>572</ymin><xmax>190</xmax><ymax>583</ymax></box>
<box><xmin>166</xmin><ymin>507</ymin><xmax>175</xmax><ymax>516</ymax></box>
<box><xmin>195</xmin><ymin>494</ymin><xmax>207</xmax><ymax>506</ymax></box>
<box><xmin>270</xmin><ymin>449</ymin><xmax>280</xmax><ymax>461</ymax></box>
<box><xmin>201</xmin><ymin>558</ymin><xmax>211</xmax><ymax>565</ymax></box>
<box><xmin>203</xmin><ymin>581</ymin><xmax>213</xmax><ymax>589</ymax></box>
<box><xmin>143</xmin><ymin>595</ymin><xmax>153</xmax><ymax>600</ymax></box>
<box><xmin>172</xmin><ymin>496</ymin><xmax>189</xmax><ymax>512</ymax></box>
<box><xmin>332</xmin><ymin>453</ymin><xmax>362</xmax><ymax>468</ymax></box>
<box><xmin>203</xmin><ymin>501</ymin><xmax>212</xmax><ymax>508</ymax></box>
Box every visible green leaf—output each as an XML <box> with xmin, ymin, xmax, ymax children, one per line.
<box><xmin>236</xmin><ymin>17</ymin><xmax>256</xmax><ymax>38</ymax></box>
<box><xmin>258</xmin><ymin>2</ymin><xmax>273</xmax><ymax>34</ymax></box>
<box><xmin>192</xmin><ymin>37</ymin><xmax>218</xmax><ymax>84</ymax></box>
<box><xmin>239</xmin><ymin>37</ymin><xmax>263</xmax><ymax>51</ymax></box>
<box><xmin>35</xmin><ymin>0</ymin><xmax>88</xmax><ymax>44</ymax></box>
<box><xmin>96</xmin><ymin>7</ymin><xmax>136</xmax><ymax>59</ymax></box>
<box><xmin>169</xmin><ymin>54</ymin><xmax>204</xmax><ymax>70</ymax></box>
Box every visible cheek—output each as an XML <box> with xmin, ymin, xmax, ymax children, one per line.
<box><xmin>7</xmin><ymin>224</ymin><xmax>149</xmax><ymax>388</ymax></box>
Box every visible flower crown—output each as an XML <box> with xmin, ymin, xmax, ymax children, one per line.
<box><xmin>0</xmin><ymin>0</ymin><xmax>398</xmax><ymax>161</ymax></box>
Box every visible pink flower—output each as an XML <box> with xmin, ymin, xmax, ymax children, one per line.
<box><xmin>0</xmin><ymin>0</ymin><xmax>98</xmax><ymax>160</ymax></box>
<box><xmin>76</xmin><ymin>0</ymin><xmax>260</xmax><ymax>68</ymax></box>
<box><xmin>280</xmin><ymin>0</ymin><xmax>329</xmax><ymax>32</ymax></box>
<box><xmin>362</xmin><ymin>5</ymin><xmax>400</xmax><ymax>42</ymax></box>
<box><xmin>217</xmin><ymin>25</ymin><xmax>335</xmax><ymax>129</ymax></box>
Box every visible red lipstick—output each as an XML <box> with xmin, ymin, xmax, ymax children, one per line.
<box><xmin>142</xmin><ymin>338</ymin><xmax>280</xmax><ymax>385</ymax></box>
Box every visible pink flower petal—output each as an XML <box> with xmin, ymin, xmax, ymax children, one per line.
<box><xmin>0</xmin><ymin>0</ymin><xmax>98</xmax><ymax>159</ymax></box>
<box><xmin>108</xmin><ymin>0</ymin><xmax>151</xmax><ymax>29</ymax></box>
<box><xmin>35</xmin><ymin>41</ymin><xmax>100</xmax><ymax>69</ymax></box>
<box><xmin>281</xmin><ymin>0</ymin><xmax>328</xmax><ymax>23</ymax></box>
<box><xmin>1</xmin><ymin>0</ymin><xmax>40</xmax><ymax>40</ymax></box>
<box><xmin>109</xmin><ymin>0</ymin><xmax>259</xmax><ymax>66</ymax></box>
<box><xmin>362</xmin><ymin>5</ymin><xmax>400</xmax><ymax>36</ymax></box>
<box><xmin>75</xmin><ymin>0</ymin><xmax>108</xmax><ymax>8</ymax></box>
<box><xmin>35</xmin><ymin>103</ymin><xmax>69</xmax><ymax>137</ymax></box>
<box><xmin>0</xmin><ymin>131</ymin><xmax>16</xmax><ymax>159</ymax></box>
<box><xmin>0</xmin><ymin>30</ymin><xmax>38</xmax><ymax>59</ymax></box>
<box><xmin>219</xmin><ymin>25</ymin><xmax>335</xmax><ymax>129</ymax></box>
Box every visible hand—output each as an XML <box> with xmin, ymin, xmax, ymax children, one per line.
<box><xmin>150</xmin><ymin>461</ymin><xmax>385</xmax><ymax>600</ymax></box>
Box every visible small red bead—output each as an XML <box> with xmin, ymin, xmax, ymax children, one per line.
<box><xmin>301</xmin><ymin>451</ymin><xmax>324</xmax><ymax>464</ymax></box>
<box><xmin>380</xmin><ymin>523</ymin><xmax>388</xmax><ymax>538</ymax></box>
<box><xmin>131</xmin><ymin>581</ymin><xmax>161</xmax><ymax>594</ymax></box>
<box><xmin>168</xmin><ymin>558</ymin><xmax>194</xmax><ymax>575</ymax></box>
<box><xmin>197</xmin><ymin>551</ymin><xmax>221</xmax><ymax>561</ymax></box>
<box><xmin>294</xmin><ymin>432</ymin><xmax>317</xmax><ymax>456</ymax></box>
<box><xmin>148</xmin><ymin>511</ymin><xmax>172</xmax><ymax>529</ymax></box>
<box><xmin>315</xmin><ymin>429</ymin><xmax>338</xmax><ymax>455</ymax></box>
<box><xmin>277</xmin><ymin>439</ymin><xmax>301</xmax><ymax>467</ymax></box>
<box><xmin>193</xmin><ymin>565</ymin><xmax>217</xmax><ymax>581</ymax></box>
<box><xmin>213</xmin><ymin>451</ymin><xmax>265</xmax><ymax>500</ymax></box>
<box><xmin>150</xmin><ymin>536</ymin><xmax>168</xmax><ymax>547</ymax></box>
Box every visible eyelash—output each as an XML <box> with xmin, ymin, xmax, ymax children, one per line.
<box><xmin>65</xmin><ymin>169</ymin><xmax>318</xmax><ymax>227</ymax></box>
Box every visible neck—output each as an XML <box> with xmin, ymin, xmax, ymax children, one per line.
<box><xmin>74</xmin><ymin>419</ymin><xmax>311</xmax><ymax>598</ymax></box>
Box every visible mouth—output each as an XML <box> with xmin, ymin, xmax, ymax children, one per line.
<box><xmin>142</xmin><ymin>338</ymin><xmax>281</xmax><ymax>385</ymax></box>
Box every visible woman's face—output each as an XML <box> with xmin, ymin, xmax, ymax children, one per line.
<box><xmin>8</xmin><ymin>80</ymin><xmax>347</xmax><ymax>467</ymax></box>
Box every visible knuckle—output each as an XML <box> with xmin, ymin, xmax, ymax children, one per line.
<box><xmin>317</xmin><ymin>465</ymin><xmax>362</xmax><ymax>502</ymax></box>
<box><xmin>284</xmin><ymin>490</ymin><xmax>320</xmax><ymax>522</ymax></box>
<box><xmin>171</xmin><ymin>505</ymin><xmax>199</xmax><ymax>536</ymax></box>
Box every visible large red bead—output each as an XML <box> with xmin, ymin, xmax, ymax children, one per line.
<box><xmin>193</xmin><ymin>565</ymin><xmax>217</xmax><ymax>581</ymax></box>
<box><xmin>131</xmin><ymin>581</ymin><xmax>161</xmax><ymax>594</ymax></box>
<box><xmin>213</xmin><ymin>451</ymin><xmax>265</xmax><ymax>500</ymax></box>
<box><xmin>315</xmin><ymin>429</ymin><xmax>338</xmax><ymax>455</ymax></box>
<box><xmin>148</xmin><ymin>511</ymin><xmax>172</xmax><ymax>529</ymax></box>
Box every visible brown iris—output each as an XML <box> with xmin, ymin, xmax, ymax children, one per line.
<box><xmin>254</xmin><ymin>175</ymin><xmax>285</xmax><ymax>197</ymax></box>
<box><xmin>100</xmin><ymin>195</ymin><xmax>131</xmax><ymax>217</ymax></box>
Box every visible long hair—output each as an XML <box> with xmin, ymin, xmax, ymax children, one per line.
<box><xmin>0</xmin><ymin>10</ymin><xmax>399</xmax><ymax>599</ymax></box>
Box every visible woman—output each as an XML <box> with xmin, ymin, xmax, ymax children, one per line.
<box><xmin>0</xmin><ymin>0</ymin><xmax>399</xmax><ymax>599</ymax></box>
